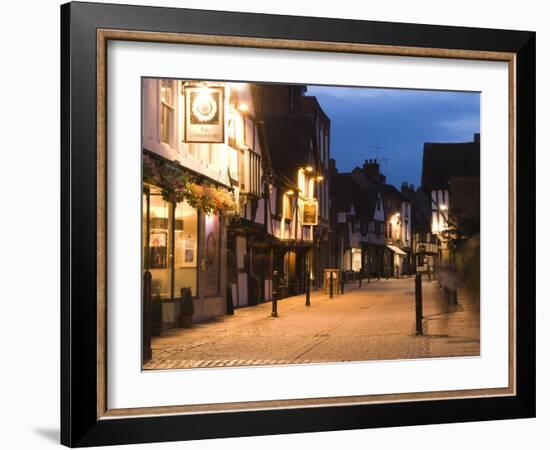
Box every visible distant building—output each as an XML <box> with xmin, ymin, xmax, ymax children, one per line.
<box><xmin>401</xmin><ymin>182</ymin><xmax>438</xmax><ymax>276</ymax></box>
<box><xmin>330</xmin><ymin>159</ymin><xmax>412</xmax><ymax>279</ymax></box>
<box><xmin>421</xmin><ymin>133</ymin><xmax>480</xmax><ymax>265</ymax></box>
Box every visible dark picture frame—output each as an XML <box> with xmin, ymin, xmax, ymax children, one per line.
<box><xmin>61</xmin><ymin>1</ymin><xmax>535</xmax><ymax>447</ymax></box>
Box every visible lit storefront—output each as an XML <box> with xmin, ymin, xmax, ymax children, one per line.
<box><xmin>142</xmin><ymin>78</ymin><xmax>242</xmax><ymax>328</ymax></box>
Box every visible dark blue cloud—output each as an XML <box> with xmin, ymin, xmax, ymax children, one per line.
<box><xmin>307</xmin><ymin>85</ymin><xmax>480</xmax><ymax>188</ymax></box>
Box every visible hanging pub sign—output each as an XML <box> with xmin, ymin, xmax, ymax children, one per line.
<box><xmin>183</xmin><ymin>85</ymin><xmax>225</xmax><ymax>143</ymax></box>
<box><xmin>302</xmin><ymin>200</ymin><xmax>319</xmax><ymax>226</ymax></box>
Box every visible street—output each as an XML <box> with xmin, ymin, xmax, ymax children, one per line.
<box><xmin>144</xmin><ymin>277</ymin><xmax>480</xmax><ymax>370</ymax></box>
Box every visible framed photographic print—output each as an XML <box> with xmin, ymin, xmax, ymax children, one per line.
<box><xmin>61</xmin><ymin>1</ymin><xmax>536</xmax><ymax>447</ymax></box>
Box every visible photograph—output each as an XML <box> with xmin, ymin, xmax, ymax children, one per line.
<box><xmin>55</xmin><ymin>1</ymin><xmax>536</xmax><ymax>446</ymax></box>
<box><xmin>141</xmin><ymin>78</ymin><xmax>481</xmax><ymax>370</ymax></box>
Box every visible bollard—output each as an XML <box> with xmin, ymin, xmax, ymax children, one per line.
<box><xmin>359</xmin><ymin>274</ymin><xmax>362</xmax><ymax>287</ymax></box>
<box><xmin>340</xmin><ymin>276</ymin><xmax>345</xmax><ymax>294</ymax></box>
<box><xmin>305</xmin><ymin>265</ymin><xmax>311</xmax><ymax>307</ymax></box>
<box><xmin>329</xmin><ymin>272</ymin><xmax>334</xmax><ymax>298</ymax></box>
<box><xmin>450</xmin><ymin>288</ymin><xmax>458</xmax><ymax>305</ymax></box>
<box><xmin>272</xmin><ymin>270</ymin><xmax>279</xmax><ymax>317</ymax></box>
<box><xmin>415</xmin><ymin>273</ymin><xmax>423</xmax><ymax>335</ymax></box>
<box><xmin>142</xmin><ymin>271</ymin><xmax>152</xmax><ymax>363</ymax></box>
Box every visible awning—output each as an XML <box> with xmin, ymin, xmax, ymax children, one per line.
<box><xmin>386</xmin><ymin>244</ymin><xmax>407</xmax><ymax>256</ymax></box>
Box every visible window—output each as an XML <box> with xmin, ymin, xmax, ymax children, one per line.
<box><xmin>275</xmin><ymin>188</ymin><xmax>284</xmax><ymax>219</ymax></box>
<box><xmin>238</xmin><ymin>149</ymin><xmax>246</xmax><ymax>191</ymax></box>
<box><xmin>284</xmin><ymin>193</ymin><xmax>293</xmax><ymax>221</ymax></box>
<box><xmin>248</xmin><ymin>151</ymin><xmax>262</xmax><ymax>196</ymax></box>
<box><xmin>208</xmin><ymin>143</ymin><xmax>218</xmax><ymax>168</ymax></box>
<box><xmin>377</xmin><ymin>197</ymin><xmax>382</xmax><ymax>211</ymax></box>
<box><xmin>351</xmin><ymin>249</ymin><xmax>362</xmax><ymax>272</ymax></box>
<box><xmin>144</xmin><ymin>188</ymin><xmax>200</xmax><ymax>299</ymax></box>
<box><xmin>203</xmin><ymin>214</ymin><xmax>221</xmax><ymax>296</ymax></box>
<box><xmin>228</xmin><ymin>147</ymin><xmax>239</xmax><ymax>182</ymax></box>
<box><xmin>174</xmin><ymin>200</ymin><xmax>198</xmax><ymax>296</ymax></box>
<box><xmin>160</xmin><ymin>80</ymin><xmax>175</xmax><ymax>144</ymax></box>
<box><xmin>145</xmin><ymin>191</ymin><xmax>173</xmax><ymax>299</ymax></box>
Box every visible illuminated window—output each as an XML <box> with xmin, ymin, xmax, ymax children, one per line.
<box><xmin>284</xmin><ymin>194</ymin><xmax>293</xmax><ymax>221</ymax></box>
<box><xmin>174</xmin><ymin>200</ymin><xmax>198</xmax><ymax>296</ymax></box>
<box><xmin>145</xmin><ymin>191</ymin><xmax>172</xmax><ymax>299</ymax></box>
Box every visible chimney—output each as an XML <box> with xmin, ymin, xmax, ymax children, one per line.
<box><xmin>363</xmin><ymin>159</ymin><xmax>381</xmax><ymax>181</ymax></box>
<box><xmin>329</xmin><ymin>158</ymin><xmax>338</xmax><ymax>175</ymax></box>
<box><xmin>401</xmin><ymin>182</ymin><xmax>414</xmax><ymax>196</ymax></box>
<box><xmin>474</xmin><ymin>133</ymin><xmax>480</xmax><ymax>144</ymax></box>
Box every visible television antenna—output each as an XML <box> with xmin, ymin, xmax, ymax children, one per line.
<box><xmin>379</xmin><ymin>157</ymin><xmax>390</xmax><ymax>177</ymax></box>
<box><xmin>371</xmin><ymin>144</ymin><xmax>383</xmax><ymax>160</ymax></box>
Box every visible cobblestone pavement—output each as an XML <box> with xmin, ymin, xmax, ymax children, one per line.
<box><xmin>144</xmin><ymin>278</ymin><xmax>480</xmax><ymax>370</ymax></box>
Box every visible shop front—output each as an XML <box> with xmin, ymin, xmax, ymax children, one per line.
<box><xmin>143</xmin><ymin>183</ymin><xmax>227</xmax><ymax>330</ymax></box>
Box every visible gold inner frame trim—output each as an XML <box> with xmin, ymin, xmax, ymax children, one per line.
<box><xmin>96</xmin><ymin>28</ymin><xmax>517</xmax><ymax>420</ymax></box>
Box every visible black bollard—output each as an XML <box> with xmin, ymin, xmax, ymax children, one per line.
<box><xmin>142</xmin><ymin>271</ymin><xmax>152</xmax><ymax>363</ymax></box>
<box><xmin>415</xmin><ymin>273</ymin><xmax>423</xmax><ymax>335</ymax></box>
<box><xmin>340</xmin><ymin>276</ymin><xmax>345</xmax><ymax>294</ymax></box>
<box><xmin>305</xmin><ymin>266</ymin><xmax>311</xmax><ymax>307</ymax></box>
<box><xmin>272</xmin><ymin>270</ymin><xmax>279</xmax><ymax>317</ymax></box>
<box><xmin>329</xmin><ymin>272</ymin><xmax>334</xmax><ymax>298</ymax></box>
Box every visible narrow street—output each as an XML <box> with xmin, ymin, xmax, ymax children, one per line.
<box><xmin>145</xmin><ymin>278</ymin><xmax>480</xmax><ymax>370</ymax></box>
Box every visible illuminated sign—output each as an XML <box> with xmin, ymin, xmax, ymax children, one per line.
<box><xmin>183</xmin><ymin>86</ymin><xmax>225</xmax><ymax>143</ymax></box>
<box><xmin>302</xmin><ymin>200</ymin><xmax>318</xmax><ymax>226</ymax></box>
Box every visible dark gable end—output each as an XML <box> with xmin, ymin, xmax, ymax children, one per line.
<box><xmin>421</xmin><ymin>137</ymin><xmax>480</xmax><ymax>190</ymax></box>
<box><xmin>262</xmin><ymin>114</ymin><xmax>316</xmax><ymax>178</ymax></box>
<box><xmin>330</xmin><ymin>172</ymin><xmax>380</xmax><ymax>220</ymax></box>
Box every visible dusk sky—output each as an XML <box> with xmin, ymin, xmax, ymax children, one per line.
<box><xmin>307</xmin><ymin>85</ymin><xmax>480</xmax><ymax>188</ymax></box>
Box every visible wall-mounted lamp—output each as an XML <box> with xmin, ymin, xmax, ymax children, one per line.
<box><xmin>316</xmin><ymin>175</ymin><xmax>324</xmax><ymax>182</ymax></box>
<box><xmin>304</xmin><ymin>166</ymin><xmax>314</xmax><ymax>173</ymax></box>
<box><xmin>285</xmin><ymin>190</ymin><xmax>295</xmax><ymax>196</ymax></box>
<box><xmin>237</xmin><ymin>102</ymin><xmax>249</xmax><ymax>112</ymax></box>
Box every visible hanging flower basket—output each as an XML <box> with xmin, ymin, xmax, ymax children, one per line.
<box><xmin>143</xmin><ymin>154</ymin><xmax>238</xmax><ymax>215</ymax></box>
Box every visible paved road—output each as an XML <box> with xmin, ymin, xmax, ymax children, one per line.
<box><xmin>144</xmin><ymin>278</ymin><xmax>480</xmax><ymax>370</ymax></box>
